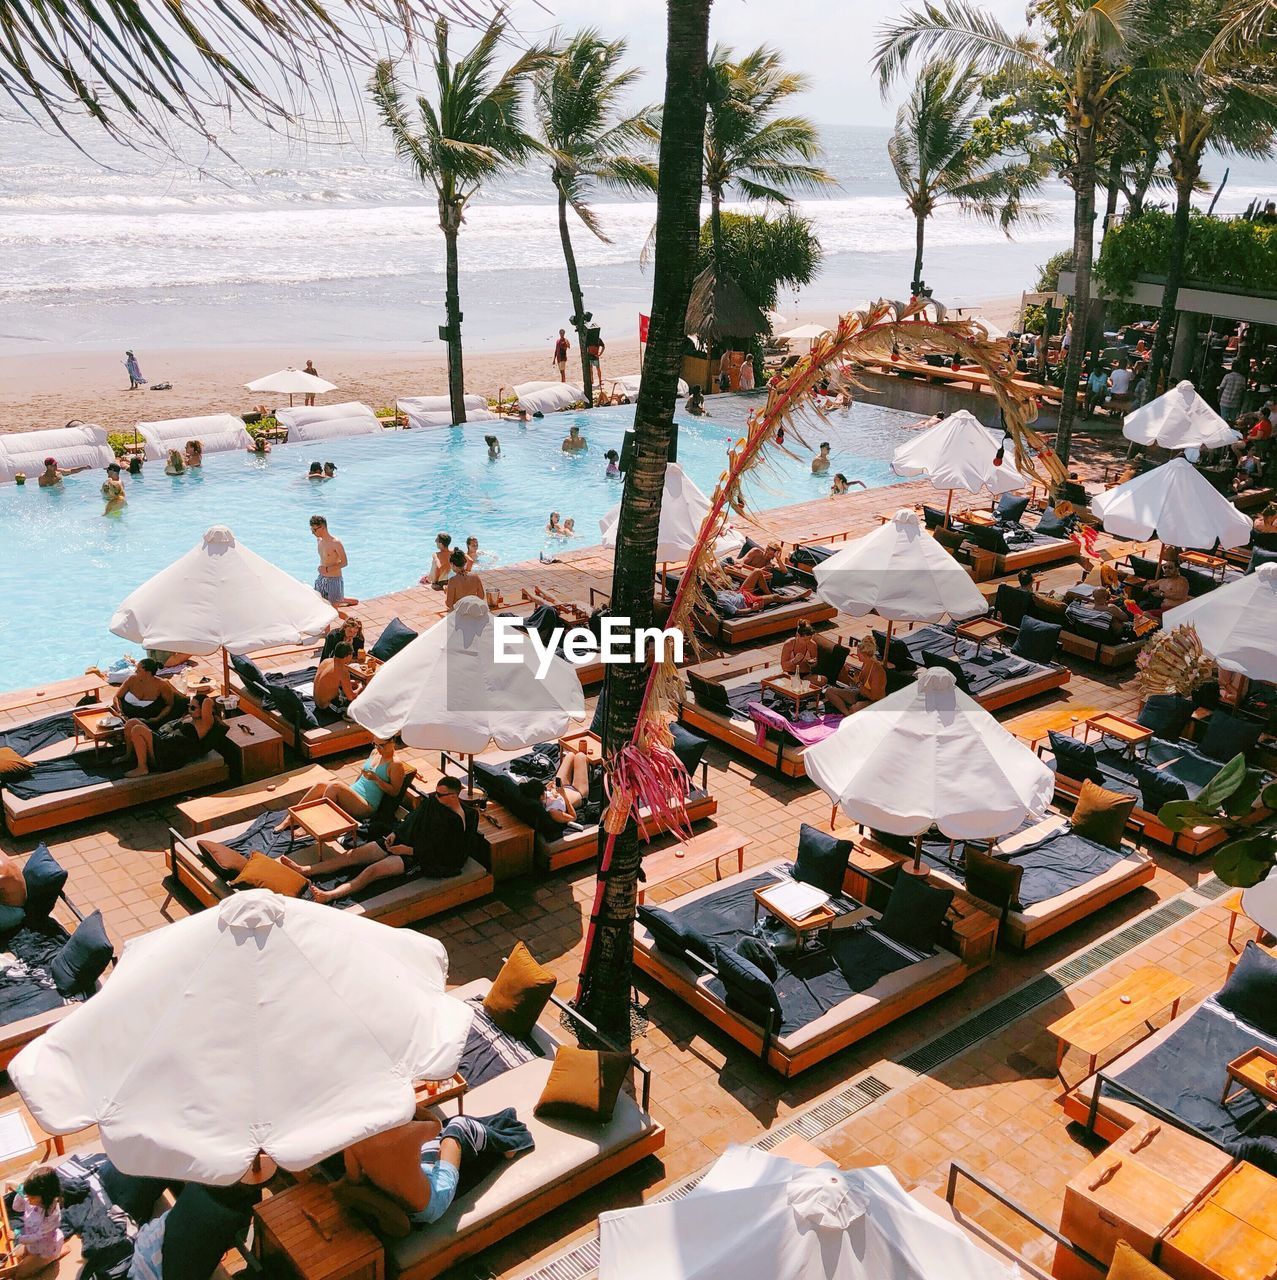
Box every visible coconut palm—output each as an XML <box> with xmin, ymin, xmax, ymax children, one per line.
<box><xmin>534</xmin><ymin>31</ymin><xmax>659</xmax><ymax>405</ymax></box>
<box><xmin>0</xmin><ymin>0</ymin><xmax>494</xmax><ymax>152</ymax></box>
<box><xmin>875</xmin><ymin>0</ymin><xmax>1154</xmax><ymax>464</ymax></box>
<box><xmin>1206</xmin><ymin>0</ymin><xmax>1277</xmax><ymax>56</ymax></box>
<box><xmin>890</xmin><ymin>57</ymin><xmax>1045</xmax><ymax>295</ymax></box>
<box><xmin>370</xmin><ymin>19</ymin><xmax>548</xmax><ymax>426</ymax></box>
<box><xmin>1144</xmin><ymin>0</ymin><xmax>1277</xmax><ymax>391</ymax></box>
<box><xmin>703</xmin><ymin>44</ymin><xmax>835</xmax><ymax>277</ymax></box>
<box><xmin>576</xmin><ymin>0</ymin><xmax>713</xmax><ymax>1043</ymax></box>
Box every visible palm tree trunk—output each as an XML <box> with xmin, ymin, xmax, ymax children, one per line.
<box><xmin>1055</xmin><ymin>117</ymin><xmax>1098</xmax><ymax>466</ymax></box>
<box><xmin>577</xmin><ymin>0</ymin><xmax>714</xmax><ymax>1042</ymax></box>
<box><xmin>557</xmin><ymin>188</ymin><xmax>595</xmax><ymax>407</ymax></box>
<box><xmin>443</xmin><ymin>218</ymin><xmax>467</xmax><ymax>426</ymax></box>
<box><xmin>1148</xmin><ymin>162</ymin><xmax>1197</xmax><ymax>397</ymax></box>
<box><xmin>1101</xmin><ymin>153</ymin><xmax>1121</xmax><ymax>241</ymax></box>
<box><xmin>912</xmin><ymin>211</ymin><xmax>926</xmax><ymax>294</ymax></box>
<box><xmin>710</xmin><ymin>186</ymin><xmax>723</xmax><ymax>278</ymax></box>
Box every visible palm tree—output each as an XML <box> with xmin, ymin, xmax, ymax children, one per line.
<box><xmin>576</xmin><ymin>0</ymin><xmax>714</xmax><ymax>1044</ymax></box>
<box><xmin>1144</xmin><ymin>0</ymin><xmax>1277</xmax><ymax>392</ymax></box>
<box><xmin>875</xmin><ymin>0</ymin><xmax>1153</xmax><ymax>464</ymax></box>
<box><xmin>533</xmin><ymin>31</ymin><xmax>659</xmax><ymax>405</ymax></box>
<box><xmin>703</xmin><ymin>44</ymin><xmax>835</xmax><ymax>279</ymax></box>
<box><xmin>370</xmin><ymin>19</ymin><xmax>547</xmax><ymax>426</ymax></box>
<box><xmin>0</xmin><ymin>1</ymin><xmax>494</xmax><ymax>152</ymax></box>
<box><xmin>889</xmin><ymin>57</ymin><xmax>1045</xmax><ymax>295</ymax></box>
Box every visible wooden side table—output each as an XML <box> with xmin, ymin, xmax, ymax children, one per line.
<box><xmin>1220</xmin><ymin>1046</ymin><xmax>1277</xmax><ymax>1108</ymax></box>
<box><xmin>222</xmin><ymin>715</ymin><xmax>285</xmax><ymax>784</ymax></box>
<box><xmin>1084</xmin><ymin>713</ymin><xmax>1153</xmax><ymax>757</ymax></box>
<box><xmin>637</xmin><ymin>825</ymin><xmax>750</xmax><ymax>904</ymax></box>
<box><xmin>254</xmin><ymin>1180</ymin><xmax>384</xmax><ymax>1280</ymax></box>
<box><xmin>289</xmin><ymin>798</ymin><xmax>358</xmax><ymax>859</ymax></box>
<box><xmin>1159</xmin><ymin>1162</ymin><xmax>1277</xmax><ymax>1280</ymax></box>
<box><xmin>944</xmin><ymin>898</ymin><xmax>998</xmax><ymax>969</ymax></box>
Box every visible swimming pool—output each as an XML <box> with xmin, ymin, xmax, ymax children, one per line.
<box><xmin>0</xmin><ymin>396</ymin><xmax>917</xmax><ymax>692</ymax></box>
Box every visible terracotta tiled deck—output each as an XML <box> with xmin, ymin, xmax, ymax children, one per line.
<box><xmin>0</xmin><ymin>435</ymin><xmax>1250</xmax><ymax>1278</ymax></box>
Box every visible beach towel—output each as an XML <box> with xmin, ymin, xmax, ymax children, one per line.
<box><xmin>746</xmin><ymin>701</ymin><xmax>843</xmax><ymax>746</ymax></box>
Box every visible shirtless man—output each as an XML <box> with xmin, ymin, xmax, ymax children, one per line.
<box><xmin>443</xmin><ymin>549</ymin><xmax>485</xmax><ymax>611</ymax></box>
<box><xmin>780</xmin><ymin>620</ymin><xmax>818</xmax><ymax>677</ymax></box>
<box><xmin>1140</xmin><ymin>562</ymin><xmax>1189</xmax><ymax>616</ymax></box>
<box><xmin>811</xmin><ymin>442</ymin><xmax>832</xmax><ymax>474</ymax></box>
<box><xmin>314</xmin><ymin>642</ymin><xmax>360</xmax><ymax>713</ymax></box>
<box><xmin>111</xmin><ymin>658</ymin><xmax>176</xmax><ymax>724</ymax></box>
<box><xmin>310</xmin><ymin>515</ymin><xmax>349</xmax><ymax>606</ymax></box>
<box><xmin>561</xmin><ymin>425</ymin><xmax>587</xmax><ymax>452</ymax></box>
<box><xmin>38</xmin><ymin>456</ymin><xmax>88</xmax><ymax>487</ymax></box>
<box><xmin>731</xmin><ymin>541</ymin><xmax>789</xmax><ymax>589</ymax></box>
<box><xmin>823</xmin><ymin>635</ymin><xmax>887</xmax><ymax>715</ymax></box>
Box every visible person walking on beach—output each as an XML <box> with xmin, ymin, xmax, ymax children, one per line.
<box><xmin>304</xmin><ymin>359</ymin><xmax>321</xmax><ymax>407</ymax></box>
<box><xmin>124</xmin><ymin>350</ymin><xmax>147</xmax><ymax>390</ymax></box>
<box><xmin>310</xmin><ymin>515</ymin><xmax>349</xmax><ymax>606</ymax></box>
<box><xmin>552</xmin><ymin>330</ymin><xmax>570</xmax><ymax>382</ymax></box>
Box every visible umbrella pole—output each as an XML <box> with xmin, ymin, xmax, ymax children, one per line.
<box><xmin>661</xmin><ymin>564</ymin><xmax>669</xmax><ymax>602</ymax></box>
<box><xmin>221</xmin><ymin>647</ymin><xmax>230</xmax><ymax>696</ymax></box>
<box><xmin>944</xmin><ymin>490</ymin><xmax>954</xmax><ymax>529</ymax></box>
<box><xmin>906</xmin><ymin>833</ymin><xmax>930</xmax><ymax>879</ymax></box>
<box><xmin>880</xmin><ymin>619</ymin><xmax>895</xmax><ymax>664</ymax></box>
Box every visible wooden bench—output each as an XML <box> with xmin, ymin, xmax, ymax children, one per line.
<box><xmin>638</xmin><ymin>825</ymin><xmax>749</xmax><ymax>903</ymax></box>
<box><xmin>173</xmin><ymin>763</ymin><xmax>331</xmax><ymax>836</ymax></box>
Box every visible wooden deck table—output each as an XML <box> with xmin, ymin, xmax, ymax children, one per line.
<box><xmin>1084</xmin><ymin>712</ymin><xmax>1153</xmax><ymax>758</ymax></box>
<box><xmin>638</xmin><ymin>825</ymin><xmax>750</xmax><ymax>904</ymax></box>
<box><xmin>1048</xmin><ymin>964</ymin><xmax>1195</xmax><ymax>1080</ymax></box>
<box><xmin>289</xmin><ymin>797</ymin><xmax>357</xmax><ymax>859</ymax></box>
<box><xmin>1220</xmin><ymin>1046</ymin><xmax>1277</xmax><ymax>1109</ymax></box>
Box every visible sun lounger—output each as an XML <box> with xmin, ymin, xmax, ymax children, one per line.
<box><xmin>634</xmin><ymin>854</ymin><xmax>967</xmax><ymax>1076</ymax></box>
<box><xmin>229</xmin><ymin>660</ymin><xmax>373</xmax><ymax>760</ymax></box>
<box><xmin>953</xmin><ymin>515</ymin><xmax>1080</xmax><ymax>575</ymax></box>
<box><xmin>992</xmin><ymin>584</ymin><xmax>1147</xmax><ymax>669</ymax></box>
<box><xmin>498</xmin><ymin>595</ymin><xmax>606</xmax><ymax>687</ymax></box>
<box><xmin>1</xmin><ymin>704</ymin><xmax>230</xmax><ymax>836</ymax></box>
<box><xmin>663</xmin><ymin>568</ymin><xmax>837</xmax><ymax>645</ymax></box>
<box><xmin>861</xmin><ymin>816</ymin><xmax>1154</xmax><ymax>950</ymax></box>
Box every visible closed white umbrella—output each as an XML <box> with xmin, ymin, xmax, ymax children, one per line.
<box><xmin>1091</xmin><ymin>457</ymin><xmax>1252</xmax><ymax>549</ymax></box>
<box><xmin>777</xmin><ymin>323</ymin><xmax>832</xmax><ymax>344</ymax></box>
<box><xmin>813</xmin><ymin>508</ymin><xmax>987</xmax><ymax>657</ymax></box>
<box><xmin>350</xmin><ymin>595</ymin><xmax>585</xmax><ymax>794</ymax></box>
<box><xmin>1123</xmin><ymin>380</ymin><xmax>1240</xmax><ymax>452</ymax></box>
<box><xmin>891</xmin><ymin>410</ymin><xmax>1027</xmax><ymax>518</ymax></box>
<box><xmin>804</xmin><ymin>667</ymin><xmax>1054</xmax><ymax>870</ymax></box>
<box><xmin>10</xmin><ymin>892</ymin><xmax>473</xmax><ymax>1184</ymax></box>
<box><xmin>110</xmin><ymin>526</ymin><xmax>338</xmax><ymax>690</ymax></box>
<box><xmin>1162</xmin><ymin>563</ymin><xmax>1277</xmax><ymax>681</ymax></box>
<box><xmin>246</xmin><ymin>367</ymin><xmax>338</xmax><ymax>407</ymax></box>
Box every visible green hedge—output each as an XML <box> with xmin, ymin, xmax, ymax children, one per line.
<box><xmin>1095</xmin><ymin>210</ymin><xmax>1277</xmax><ymax>300</ymax></box>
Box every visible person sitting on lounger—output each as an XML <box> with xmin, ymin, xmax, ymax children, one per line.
<box><xmin>822</xmin><ymin>635</ymin><xmax>886</xmax><ymax>715</ymax></box>
<box><xmin>1084</xmin><ymin>587</ymin><xmax>1132</xmax><ymax>631</ymax></box>
<box><xmin>275</xmin><ymin>739</ymin><xmax>406</xmax><ymax>834</ymax></box>
<box><xmin>1136</xmin><ymin>562</ymin><xmax>1189</xmax><ymax>618</ymax></box>
<box><xmin>314</xmin><ymin>642</ymin><xmax>361</xmax><ymax>713</ymax></box>
<box><xmin>111</xmin><ymin>658</ymin><xmax>177</xmax><ymax>724</ymax></box>
<box><xmin>731</xmin><ymin>540</ymin><xmax>790</xmax><ymax>588</ymax></box>
<box><xmin>121</xmin><ymin>681</ymin><xmax>223</xmax><ymax>777</ymax></box>
<box><xmin>322</xmin><ymin>615</ymin><xmax>365</xmax><ymax>660</ymax></box>
<box><xmin>444</xmin><ymin>549</ymin><xmax>485</xmax><ymax>611</ymax></box>
<box><xmin>421</xmin><ymin>533</ymin><xmax>452</xmax><ymax>588</ymax></box>
<box><xmin>780</xmin><ymin>619</ymin><xmax>818</xmax><ymax>677</ymax></box>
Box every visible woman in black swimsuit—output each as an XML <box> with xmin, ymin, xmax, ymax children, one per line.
<box><xmin>122</xmin><ymin>684</ymin><xmax>223</xmax><ymax>777</ymax></box>
<box><xmin>111</xmin><ymin>658</ymin><xmax>177</xmax><ymax>725</ymax></box>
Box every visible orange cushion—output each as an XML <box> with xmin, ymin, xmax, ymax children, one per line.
<box><xmin>1071</xmin><ymin>778</ymin><xmax>1136</xmax><ymax>850</ymax></box>
<box><xmin>0</xmin><ymin>854</ymin><xmax>26</xmax><ymax>908</ymax></box>
<box><xmin>1106</xmin><ymin>1241</ymin><xmax>1172</xmax><ymax>1280</ymax></box>
<box><xmin>230</xmin><ymin>853</ymin><xmax>309</xmax><ymax>898</ymax></box>
<box><xmin>534</xmin><ymin>1045</ymin><xmax>630</xmax><ymax>1123</ymax></box>
<box><xmin>482</xmin><ymin>941</ymin><xmax>555</xmax><ymax>1038</ymax></box>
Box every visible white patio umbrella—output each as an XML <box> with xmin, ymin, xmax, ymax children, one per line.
<box><xmin>891</xmin><ymin>409</ymin><xmax>1027</xmax><ymax>520</ymax></box>
<box><xmin>10</xmin><ymin>892</ymin><xmax>473</xmax><ymax>1184</ymax></box>
<box><xmin>109</xmin><ymin>526</ymin><xmax>338</xmax><ymax>690</ymax></box>
<box><xmin>1123</xmin><ymin>380</ymin><xmax>1240</xmax><ymax>452</ymax></box>
<box><xmin>813</xmin><ymin>508</ymin><xmax>987</xmax><ymax>658</ymax></box>
<box><xmin>967</xmin><ymin>313</ymin><xmax>1007</xmax><ymax>341</ymax></box>
<box><xmin>1090</xmin><ymin>457</ymin><xmax>1253</xmax><ymax>550</ymax></box>
<box><xmin>1162</xmin><ymin>563</ymin><xmax>1277</xmax><ymax>682</ymax></box>
<box><xmin>600</xmin><ymin>462</ymin><xmax>744</xmax><ymax>595</ymax></box>
<box><xmin>804</xmin><ymin>667</ymin><xmax>1054</xmax><ymax>871</ymax></box>
<box><xmin>245</xmin><ymin>367</ymin><xmax>338</xmax><ymax>407</ymax></box>
<box><xmin>600</xmin><ymin>1144</ymin><xmax>1015</xmax><ymax>1280</ymax></box>
<box><xmin>777</xmin><ymin>323</ymin><xmax>831</xmax><ymax>346</ymax></box>
<box><xmin>350</xmin><ymin>595</ymin><xmax>585</xmax><ymax>796</ymax></box>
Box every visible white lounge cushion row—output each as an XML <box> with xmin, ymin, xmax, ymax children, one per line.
<box><xmin>137</xmin><ymin>413</ymin><xmax>253</xmax><ymax>461</ymax></box>
<box><xmin>0</xmin><ymin>423</ymin><xmax>115</xmax><ymax>481</ymax></box>
<box><xmin>397</xmin><ymin>399</ymin><xmax>499</xmax><ymax>428</ymax></box>
<box><xmin>513</xmin><ymin>382</ymin><xmax>585</xmax><ymax>415</ymax></box>
<box><xmin>399</xmin><ymin>394</ymin><xmax>489</xmax><ymax>413</ymax></box>
<box><xmin>387</xmin><ymin>1056</ymin><xmax>656</xmax><ymax>1272</ymax></box>
<box><xmin>606</xmin><ymin>373</ymin><xmax>689</xmax><ymax>398</ymax></box>
<box><xmin>275</xmin><ymin>402</ymin><xmax>381</xmax><ymax>440</ymax></box>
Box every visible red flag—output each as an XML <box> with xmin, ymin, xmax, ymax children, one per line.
<box><xmin>638</xmin><ymin>313</ymin><xmax>650</xmax><ymax>344</ymax></box>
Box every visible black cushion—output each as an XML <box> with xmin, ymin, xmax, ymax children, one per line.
<box><xmin>1217</xmin><ymin>941</ymin><xmax>1277</xmax><ymax>1036</ymax></box>
<box><xmin>877</xmin><ymin>872</ymin><xmax>953</xmax><ymax>953</ymax></box>
<box><xmin>265</xmin><ymin>682</ymin><xmax>318</xmax><ymax>731</ymax></box>
<box><xmin>370</xmin><ymin>616</ymin><xmax>418</xmax><ymax>662</ymax></box>
<box><xmin>996</xmin><ymin>494</ymin><xmax>1031</xmax><ymax>524</ymax></box>
<box><xmin>636</xmin><ymin>905</ymin><xmax>713</xmax><ymax>964</ymax></box>
<box><xmin>1011</xmin><ymin>616</ymin><xmax>1060</xmax><ymax>663</ymax></box>
<box><xmin>964</xmin><ymin>847</ymin><xmax>1024</xmax><ymax>913</ymax></box>
<box><xmin>1247</xmin><ymin>545</ymin><xmax>1277</xmax><ymax>574</ymax></box>
<box><xmin>994</xmin><ymin>584</ymin><xmax>1034</xmax><ymax>629</ymax></box>
<box><xmin>99</xmin><ymin>1161</ymin><xmax>168</xmax><ymax>1224</ymax></box>
<box><xmin>735</xmin><ymin>936</ymin><xmax>778</xmax><ymax>981</ymax></box>
<box><xmin>715</xmin><ymin>944</ymin><xmax>782</xmax><ymax>1024</ymax></box>
<box><xmin>161</xmin><ymin>1183</ymin><xmax>258</xmax><ymax>1280</ymax></box>
<box><xmin>922</xmin><ymin>505</ymin><xmax>948</xmax><ymax>530</ymax></box>
<box><xmin>921</xmin><ymin>650</ymin><xmax>972</xmax><ymax>693</ymax></box>
<box><xmin>960</xmin><ymin>522</ymin><xmax>1009</xmax><ymax>555</ymax></box>
<box><xmin>1128</xmin><ymin>554</ymin><xmax>1160</xmax><ymax>579</ymax></box>
<box><xmin>669</xmin><ymin>723</ymin><xmax>708</xmax><ymax>778</ymax></box>
<box><xmin>687</xmin><ymin>670</ymin><xmax>730</xmax><ymax>715</ymax></box>
<box><xmin>1137</xmin><ymin>694</ymin><xmax>1194</xmax><ymax>740</ymax></box>
<box><xmin>22</xmin><ymin>844</ymin><xmax>67</xmax><ymax>921</ymax></box>
<box><xmin>814</xmin><ymin>634</ymin><xmax>849</xmax><ymax>684</ymax></box>
<box><xmin>1047</xmin><ymin>731</ymin><xmax>1105</xmax><ymax>785</ymax></box>
<box><xmin>1035</xmin><ymin>507</ymin><xmax>1068</xmax><ymax>537</ymax></box>
<box><xmin>0</xmin><ymin>904</ymin><xmax>25</xmax><ymax>939</ymax></box>
<box><xmin>230</xmin><ymin>654</ymin><xmax>268</xmax><ymax>693</ymax></box>
<box><xmin>1134</xmin><ymin>764</ymin><xmax>1190</xmax><ymax>812</ymax></box>
<box><xmin>794</xmin><ymin>823</ymin><xmax>851</xmax><ymax>896</ymax></box>
<box><xmin>1198</xmin><ymin>710</ymin><xmax>1264</xmax><ymax>762</ymax></box>
<box><xmin>50</xmin><ymin>909</ymin><xmax>112</xmax><ymax>995</ymax></box>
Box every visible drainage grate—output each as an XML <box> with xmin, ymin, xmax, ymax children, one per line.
<box><xmin>516</xmin><ymin>1241</ymin><xmax>600</xmax><ymax>1280</ymax></box>
<box><xmin>755</xmin><ymin>1074</ymin><xmax>892</xmax><ymax>1150</ymax></box>
<box><xmin>1050</xmin><ymin>898</ymin><xmax>1195</xmax><ymax>986</ymax></box>
<box><xmin>1194</xmin><ymin>875</ymin><xmax>1231</xmax><ymax>901</ymax></box>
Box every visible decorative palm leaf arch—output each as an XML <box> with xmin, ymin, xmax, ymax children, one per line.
<box><xmin>576</xmin><ymin>296</ymin><xmax>1068</xmax><ymax>1003</ymax></box>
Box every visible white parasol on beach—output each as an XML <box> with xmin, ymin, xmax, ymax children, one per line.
<box><xmin>777</xmin><ymin>323</ymin><xmax>832</xmax><ymax>346</ymax></box>
<box><xmin>1162</xmin><ymin>563</ymin><xmax>1277</xmax><ymax>681</ymax></box>
<box><xmin>10</xmin><ymin>892</ymin><xmax>473</xmax><ymax>1184</ymax></box>
<box><xmin>891</xmin><ymin>410</ymin><xmax>1027</xmax><ymax>515</ymax></box>
<box><xmin>109</xmin><ymin>526</ymin><xmax>338</xmax><ymax>689</ymax></box>
<box><xmin>1091</xmin><ymin>457</ymin><xmax>1252</xmax><ymax>549</ymax></box>
<box><xmin>246</xmin><ymin>367</ymin><xmax>338</xmax><ymax>407</ymax></box>
<box><xmin>1123</xmin><ymin>380</ymin><xmax>1239</xmax><ymax>452</ymax></box>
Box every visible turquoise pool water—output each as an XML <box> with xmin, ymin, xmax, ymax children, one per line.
<box><xmin>0</xmin><ymin>395</ymin><xmax>917</xmax><ymax>692</ymax></box>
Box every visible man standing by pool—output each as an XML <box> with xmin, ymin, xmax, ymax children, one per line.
<box><xmin>310</xmin><ymin>515</ymin><xmax>349</xmax><ymax>607</ymax></box>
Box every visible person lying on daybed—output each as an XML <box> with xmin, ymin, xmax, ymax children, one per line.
<box><xmin>714</xmin><ymin>581</ymin><xmax>811</xmax><ymax>616</ymax></box>
<box><xmin>121</xmin><ymin>682</ymin><xmax>225</xmax><ymax>778</ymax></box>
<box><xmin>200</xmin><ymin>775</ymin><xmax>478</xmax><ymax>905</ymax></box>
<box><xmin>540</xmin><ymin>745</ymin><xmax>591</xmax><ymax>826</ymax></box>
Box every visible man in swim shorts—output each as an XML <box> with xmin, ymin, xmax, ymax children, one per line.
<box><xmin>311</xmin><ymin>514</ymin><xmax>348</xmax><ymax>605</ymax></box>
<box><xmin>314</xmin><ymin>642</ymin><xmax>361</xmax><ymax>713</ymax></box>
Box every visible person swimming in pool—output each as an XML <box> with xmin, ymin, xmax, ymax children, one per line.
<box><xmin>308</xmin><ymin>461</ymin><xmax>326</xmax><ymax>481</ymax></box>
<box><xmin>38</xmin><ymin>456</ymin><xmax>88</xmax><ymax>487</ymax></box>
<box><xmin>184</xmin><ymin>439</ymin><xmax>203</xmax><ymax>469</ymax></box>
<box><xmin>101</xmin><ymin>463</ymin><xmax>127</xmax><ymax>515</ymax></box>
<box><xmin>831</xmin><ymin>473</ymin><xmax>866</xmax><ymax>496</ymax></box>
<box><xmin>165</xmin><ymin>449</ymin><xmax>185</xmax><ymax>476</ymax></box>
<box><xmin>485</xmin><ymin>435</ymin><xmax>501</xmax><ymax>459</ymax></box>
<box><xmin>546</xmin><ymin>511</ymin><xmax>563</xmax><ymax>535</ymax></box>
<box><xmin>604</xmin><ymin>449</ymin><xmax>620</xmax><ymax>477</ymax></box>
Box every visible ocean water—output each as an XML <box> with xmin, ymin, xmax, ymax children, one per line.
<box><xmin>0</xmin><ymin>395</ymin><xmax>916</xmax><ymax>692</ymax></box>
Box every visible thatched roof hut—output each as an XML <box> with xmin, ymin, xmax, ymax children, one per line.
<box><xmin>685</xmin><ymin>267</ymin><xmax>767</xmax><ymax>346</ymax></box>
